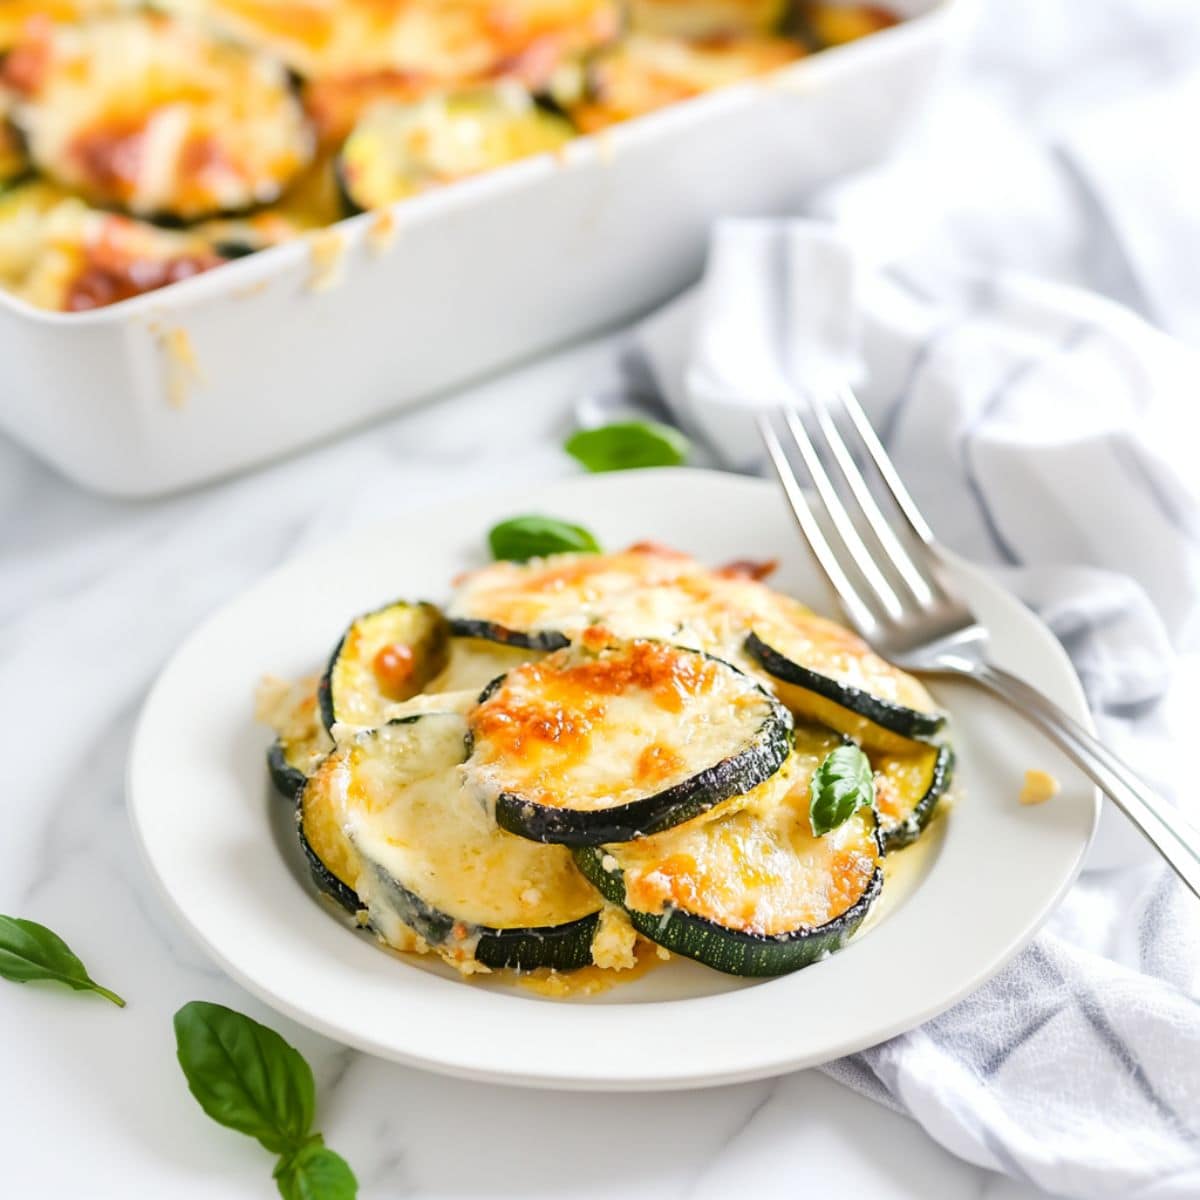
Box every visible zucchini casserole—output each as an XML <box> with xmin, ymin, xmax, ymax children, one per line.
<box><xmin>258</xmin><ymin>540</ymin><xmax>955</xmax><ymax>987</ymax></box>
<box><xmin>0</xmin><ymin>1</ymin><xmax>897</xmax><ymax>311</ymax></box>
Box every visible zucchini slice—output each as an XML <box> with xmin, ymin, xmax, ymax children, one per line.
<box><xmin>197</xmin><ymin>156</ymin><xmax>344</xmax><ymax>257</ymax></box>
<box><xmin>298</xmin><ymin>712</ymin><xmax>602</xmax><ymax>971</ymax></box>
<box><xmin>564</xmin><ymin>32</ymin><xmax>803</xmax><ymax>133</ymax></box>
<box><xmin>449</xmin><ymin>549</ymin><xmax>941</xmax><ymax>750</ymax></box>
<box><xmin>447</xmin><ymin>546</ymin><xmax>717</xmax><ymax>650</ymax></box>
<box><xmin>0</xmin><ymin>178</ymin><xmax>225</xmax><ymax>311</ymax></box>
<box><xmin>268</xmin><ymin>695</ymin><xmax>333</xmax><ymax>800</ymax></box>
<box><xmin>318</xmin><ymin>599</ymin><xmax>545</xmax><ymax>732</ymax></box>
<box><xmin>319</xmin><ymin>600</ymin><xmax>450</xmax><ymax>731</ymax></box>
<box><xmin>465</xmin><ymin>635</ymin><xmax>793</xmax><ymax>845</ymax></box>
<box><xmin>336</xmin><ymin>85</ymin><xmax>573</xmax><ymax>213</ymax></box>
<box><xmin>872</xmin><ymin>741</ymin><xmax>954</xmax><ymax>852</ymax></box>
<box><xmin>574</xmin><ymin>729</ymin><xmax>883</xmax><ymax>976</ymax></box>
<box><xmin>256</xmin><ymin>674</ymin><xmax>334</xmax><ymax>800</ymax></box>
<box><xmin>744</xmin><ymin>623</ymin><xmax>944</xmax><ymax>750</ymax></box>
<box><xmin>4</xmin><ymin>12</ymin><xmax>314</xmax><ymax>221</ymax></box>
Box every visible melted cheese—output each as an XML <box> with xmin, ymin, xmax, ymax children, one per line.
<box><xmin>628</xmin><ymin>0</ymin><xmax>787</xmax><ymax>38</ymax></box>
<box><xmin>749</xmin><ymin>595</ymin><xmax>937</xmax><ymax>714</ymax></box>
<box><xmin>327</xmin><ymin>601</ymin><xmax>448</xmax><ymax>726</ymax></box>
<box><xmin>333</xmin><ymin>715</ymin><xmax>599</xmax><ymax>931</ymax></box>
<box><xmin>0</xmin><ymin>180</ymin><xmax>224</xmax><ymax>311</ymax></box>
<box><xmin>0</xmin><ymin>1</ymin><xmax>132</xmax><ymax>52</ymax></box>
<box><xmin>872</xmin><ymin>741</ymin><xmax>941</xmax><ymax>832</ymax></box>
<box><xmin>7</xmin><ymin>12</ymin><xmax>313</xmax><ymax>219</ymax></box>
<box><xmin>590</xmin><ymin>905</ymin><xmax>638</xmax><ymax>970</ymax></box>
<box><xmin>449</xmin><ymin>549</ymin><xmax>938</xmax><ymax>733</ymax></box>
<box><xmin>171</xmin><ymin>0</ymin><xmax>621</xmax><ymax>79</ymax></box>
<box><xmin>339</xmin><ymin>85</ymin><xmax>573</xmax><ymax>208</ymax></box>
<box><xmin>256</xmin><ymin>672</ymin><xmax>334</xmax><ymax>774</ymax></box>
<box><xmin>517</xmin><ymin>938</ymin><xmax>666</xmax><ymax>996</ymax></box>
<box><xmin>612</xmin><ymin>744</ymin><xmax>878</xmax><ymax>936</ymax></box>
<box><xmin>329</xmin><ymin>625</ymin><xmax>540</xmax><ymax>738</ymax></box>
<box><xmin>426</xmin><ymin>637</ymin><xmax>541</xmax><ymax>694</ymax></box>
<box><xmin>466</xmin><ymin>638</ymin><xmax>779</xmax><ymax>813</ymax></box>
<box><xmin>568</xmin><ymin>32</ymin><xmax>803</xmax><ymax>132</ymax></box>
<box><xmin>449</xmin><ymin>547</ymin><xmax>725</xmax><ymax>646</ymax></box>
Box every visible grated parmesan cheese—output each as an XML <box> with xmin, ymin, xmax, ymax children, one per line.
<box><xmin>366</xmin><ymin>209</ymin><xmax>398</xmax><ymax>255</ymax></box>
<box><xmin>1020</xmin><ymin>769</ymin><xmax>1061</xmax><ymax>806</ymax></box>
<box><xmin>307</xmin><ymin>229</ymin><xmax>345</xmax><ymax>292</ymax></box>
<box><xmin>151</xmin><ymin>322</ymin><xmax>202</xmax><ymax>409</ymax></box>
<box><xmin>591</xmin><ymin>905</ymin><xmax>638</xmax><ymax>971</ymax></box>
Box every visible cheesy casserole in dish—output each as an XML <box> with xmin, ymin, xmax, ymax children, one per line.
<box><xmin>0</xmin><ymin>1</ymin><xmax>897</xmax><ymax>311</ymax></box>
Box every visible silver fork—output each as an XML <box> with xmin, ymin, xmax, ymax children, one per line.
<box><xmin>758</xmin><ymin>387</ymin><xmax>1200</xmax><ymax>900</ymax></box>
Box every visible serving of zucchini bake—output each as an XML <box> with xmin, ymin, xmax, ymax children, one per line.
<box><xmin>259</xmin><ymin>540</ymin><xmax>954</xmax><ymax>986</ymax></box>
<box><xmin>0</xmin><ymin>1</ymin><xmax>896</xmax><ymax>312</ymax></box>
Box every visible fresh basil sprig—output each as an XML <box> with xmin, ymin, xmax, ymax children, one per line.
<box><xmin>274</xmin><ymin>1142</ymin><xmax>358</xmax><ymax>1200</ymax></box>
<box><xmin>809</xmin><ymin>744</ymin><xmax>875</xmax><ymax>837</ymax></box>
<box><xmin>174</xmin><ymin>1001</ymin><xmax>357</xmax><ymax>1200</ymax></box>
<box><xmin>565</xmin><ymin>420</ymin><xmax>690</xmax><ymax>473</ymax></box>
<box><xmin>0</xmin><ymin>914</ymin><xmax>125</xmax><ymax>1007</ymax></box>
<box><xmin>488</xmin><ymin>514</ymin><xmax>600</xmax><ymax>562</ymax></box>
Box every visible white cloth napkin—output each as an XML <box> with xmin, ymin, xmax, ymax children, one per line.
<box><xmin>578</xmin><ymin>6</ymin><xmax>1200</xmax><ymax>1190</ymax></box>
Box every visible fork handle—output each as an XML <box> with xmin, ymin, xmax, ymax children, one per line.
<box><xmin>966</xmin><ymin>662</ymin><xmax>1200</xmax><ymax>900</ymax></box>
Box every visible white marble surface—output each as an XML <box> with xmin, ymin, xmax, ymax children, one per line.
<box><xmin>0</xmin><ymin>334</ymin><xmax>1061</xmax><ymax>1199</ymax></box>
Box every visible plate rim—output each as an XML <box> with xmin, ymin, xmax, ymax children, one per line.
<box><xmin>127</xmin><ymin>468</ymin><xmax>1100</xmax><ymax>1091</ymax></box>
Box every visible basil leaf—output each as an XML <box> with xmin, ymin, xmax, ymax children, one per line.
<box><xmin>0</xmin><ymin>914</ymin><xmax>125</xmax><ymax>1007</ymax></box>
<box><xmin>565</xmin><ymin>421</ymin><xmax>690</xmax><ymax>473</ymax></box>
<box><xmin>809</xmin><ymin>744</ymin><xmax>875</xmax><ymax>837</ymax></box>
<box><xmin>274</xmin><ymin>1141</ymin><xmax>358</xmax><ymax>1200</ymax></box>
<box><xmin>488</xmin><ymin>515</ymin><xmax>600</xmax><ymax>563</ymax></box>
<box><xmin>174</xmin><ymin>1001</ymin><xmax>315</xmax><ymax>1156</ymax></box>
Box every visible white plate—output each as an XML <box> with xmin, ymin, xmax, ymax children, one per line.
<box><xmin>128</xmin><ymin>469</ymin><xmax>1098</xmax><ymax>1090</ymax></box>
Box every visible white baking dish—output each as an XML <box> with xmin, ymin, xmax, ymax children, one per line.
<box><xmin>0</xmin><ymin>0</ymin><xmax>969</xmax><ymax>497</ymax></box>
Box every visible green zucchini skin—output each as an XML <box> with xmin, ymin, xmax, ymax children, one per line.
<box><xmin>494</xmin><ymin>716</ymin><xmax>792</xmax><ymax>846</ymax></box>
<box><xmin>300</xmin><ymin>822</ymin><xmax>600</xmax><ymax>969</ymax></box>
<box><xmin>318</xmin><ymin>599</ymin><xmax>449</xmax><ymax>732</ymax></box>
<box><xmin>574</xmin><ymin>840</ymin><xmax>882</xmax><ymax>977</ymax></box>
<box><xmin>447</xmin><ymin>617</ymin><xmax>570</xmax><ymax>652</ymax></box>
<box><xmin>474</xmin><ymin>675</ymin><xmax>795</xmax><ymax>847</ymax></box>
<box><xmin>267</xmin><ymin>738</ymin><xmax>308</xmax><ymax>801</ymax></box>
<box><xmin>296</xmin><ymin>808</ymin><xmax>362</xmax><ymax>917</ymax></box>
<box><xmin>334</xmin><ymin>155</ymin><xmax>363</xmax><ymax>218</ymax></box>
<box><xmin>363</xmin><ymin>861</ymin><xmax>600</xmax><ymax>971</ymax></box>
<box><xmin>744</xmin><ymin>631</ymin><xmax>945</xmax><ymax>742</ymax></box>
<box><xmin>877</xmin><ymin>744</ymin><xmax>954</xmax><ymax>853</ymax></box>
<box><xmin>298</xmin><ymin>714</ymin><xmax>602</xmax><ymax>970</ymax></box>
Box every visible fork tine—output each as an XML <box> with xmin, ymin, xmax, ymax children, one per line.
<box><xmin>757</xmin><ymin>412</ymin><xmax>881</xmax><ymax>636</ymax></box>
<box><xmin>779</xmin><ymin>406</ymin><xmax>907</xmax><ymax>622</ymax></box>
<box><xmin>807</xmin><ymin>388</ymin><xmax>941</xmax><ymax>607</ymax></box>
<box><xmin>832</xmin><ymin>382</ymin><xmax>937</xmax><ymax>546</ymax></box>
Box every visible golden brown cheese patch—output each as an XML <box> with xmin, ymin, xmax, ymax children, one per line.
<box><xmin>470</xmin><ymin>639</ymin><xmax>721</xmax><ymax>786</ymax></box>
<box><xmin>9</xmin><ymin>13</ymin><xmax>314</xmax><ymax>220</ymax></box>
<box><xmin>183</xmin><ymin>0</ymin><xmax>621</xmax><ymax>80</ymax></box>
<box><xmin>468</xmin><ymin>638</ymin><xmax>772</xmax><ymax>813</ymax></box>
<box><xmin>617</xmin><ymin>773</ymin><xmax>878</xmax><ymax>936</ymax></box>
